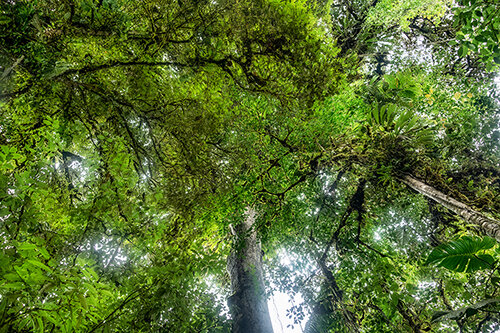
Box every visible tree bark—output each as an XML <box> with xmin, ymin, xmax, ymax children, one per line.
<box><xmin>319</xmin><ymin>260</ymin><xmax>358</xmax><ymax>333</ymax></box>
<box><xmin>398</xmin><ymin>174</ymin><xmax>500</xmax><ymax>241</ymax></box>
<box><xmin>227</xmin><ymin>208</ymin><xmax>274</xmax><ymax>333</ymax></box>
<box><xmin>396</xmin><ymin>299</ymin><xmax>423</xmax><ymax>333</ymax></box>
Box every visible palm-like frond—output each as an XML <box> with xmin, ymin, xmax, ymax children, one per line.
<box><xmin>425</xmin><ymin>236</ymin><xmax>496</xmax><ymax>273</ymax></box>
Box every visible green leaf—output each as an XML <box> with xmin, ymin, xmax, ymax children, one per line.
<box><xmin>36</xmin><ymin>316</ymin><xmax>44</xmax><ymax>333</ymax></box>
<box><xmin>425</xmin><ymin>236</ymin><xmax>495</xmax><ymax>272</ymax></box>
<box><xmin>38</xmin><ymin>247</ymin><xmax>50</xmax><ymax>260</ymax></box>
<box><xmin>399</xmin><ymin>89</ymin><xmax>416</xmax><ymax>99</ymax></box>
<box><xmin>86</xmin><ymin>267</ymin><xmax>99</xmax><ymax>280</ymax></box>
<box><xmin>2</xmin><ymin>282</ymin><xmax>24</xmax><ymax>289</ymax></box>
<box><xmin>458</xmin><ymin>45</ymin><xmax>467</xmax><ymax>57</ymax></box>
<box><xmin>78</xmin><ymin>293</ymin><xmax>88</xmax><ymax>311</ymax></box>
<box><xmin>27</xmin><ymin>259</ymin><xmax>53</xmax><ymax>273</ymax></box>
<box><xmin>17</xmin><ymin>243</ymin><xmax>37</xmax><ymax>251</ymax></box>
<box><xmin>384</xmin><ymin>74</ymin><xmax>398</xmax><ymax>89</ymax></box>
<box><xmin>431</xmin><ymin>298</ymin><xmax>500</xmax><ymax>322</ymax></box>
<box><xmin>394</xmin><ymin>110</ymin><xmax>413</xmax><ymax>135</ymax></box>
<box><xmin>4</xmin><ymin>273</ymin><xmax>19</xmax><ymax>281</ymax></box>
<box><xmin>371</xmin><ymin>105</ymin><xmax>380</xmax><ymax>125</ymax></box>
<box><xmin>386</xmin><ymin>104</ymin><xmax>396</xmax><ymax>125</ymax></box>
<box><xmin>491</xmin><ymin>277</ymin><xmax>500</xmax><ymax>286</ymax></box>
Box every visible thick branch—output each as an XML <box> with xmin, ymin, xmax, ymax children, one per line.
<box><xmin>398</xmin><ymin>174</ymin><xmax>500</xmax><ymax>241</ymax></box>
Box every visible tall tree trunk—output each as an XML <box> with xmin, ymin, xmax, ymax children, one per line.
<box><xmin>304</xmin><ymin>261</ymin><xmax>358</xmax><ymax>333</ymax></box>
<box><xmin>398</xmin><ymin>174</ymin><xmax>500</xmax><ymax>241</ymax></box>
<box><xmin>304</xmin><ymin>180</ymin><xmax>365</xmax><ymax>332</ymax></box>
<box><xmin>227</xmin><ymin>208</ymin><xmax>274</xmax><ymax>333</ymax></box>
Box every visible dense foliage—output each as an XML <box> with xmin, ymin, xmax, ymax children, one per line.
<box><xmin>0</xmin><ymin>0</ymin><xmax>499</xmax><ymax>332</ymax></box>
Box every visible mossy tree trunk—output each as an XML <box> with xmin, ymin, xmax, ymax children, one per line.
<box><xmin>398</xmin><ymin>174</ymin><xmax>500</xmax><ymax>241</ymax></box>
<box><xmin>227</xmin><ymin>208</ymin><xmax>274</xmax><ymax>333</ymax></box>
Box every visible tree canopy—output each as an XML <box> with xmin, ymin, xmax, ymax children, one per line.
<box><xmin>0</xmin><ymin>0</ymin><xmax>499</xmax><ymax>332</ymax></box>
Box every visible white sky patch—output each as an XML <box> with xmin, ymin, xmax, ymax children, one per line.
<box><xmin>269</xmin><ymin>290</ymin><xmax>305</xmax><ymax>333</ymax></box>
<box><xmin>87</xmin><ymin>235</ymin><xmax>128</xmax><ymax>268</ymax></box>
<box><xmin>267</xmin><ymin>249</ymin><xmax>315</xmax><ymax>332</ymax></box>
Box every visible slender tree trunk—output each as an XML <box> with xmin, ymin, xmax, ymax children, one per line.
<box><xmin>318</xmin><ymin>261</ymin><xmax>358</xmax><ymax>333</ymax></box>
<box><xmin>398</xmin><ymin>174</ymin><xmax>500</xmax><ymax>241</ymax></box>
<box><xmin>304</xmin><ymin>261</ymin><xmax>358</xmax><ymax>333</ymax></box>
<box><xmin>227</xmin><ymin>208</ymin><xmax>274</xmax><ymax>333</ymax></box>
<box><xmin>305</xmin><ymin>181</ymin><xmax>364</xmax><ymax>332</ymax></box>
<box><xmin>396</xmin><ymin>300</ymin><xmax>423</xmax><ymax>333</ymax></box>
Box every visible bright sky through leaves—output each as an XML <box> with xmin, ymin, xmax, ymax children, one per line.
<box><xmin>1</xmin><ymin>0</ymin><xmax>500</xmax><ymax>332</ymax></box>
